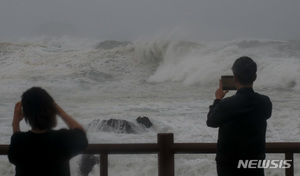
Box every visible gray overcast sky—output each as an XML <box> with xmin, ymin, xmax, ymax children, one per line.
<box><xmin>1</xmin><ymin>0</ymin><xmax>300</xmax><ymax>41</ymax></box>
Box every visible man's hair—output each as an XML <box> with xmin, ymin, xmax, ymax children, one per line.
<box><xmin>231</xmin><ymin>56</ymin><xmax>257</xmax><ymax>85</ymax></box>
<box><xmin>21</xmin><ymin>87</ymin><xmax>57</xmax><ymax>130</ymax></box>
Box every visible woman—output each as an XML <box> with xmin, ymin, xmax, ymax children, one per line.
<box><xmin>8</xmin><ymin>87</ymin><xmax>88</xmax><ymax>176</ymax></box>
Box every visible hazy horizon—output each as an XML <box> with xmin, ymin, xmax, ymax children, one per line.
<box><xmin>1</xmin><ymin>0</ymin><xmax>300</xmax><ymax>42</ymax></box>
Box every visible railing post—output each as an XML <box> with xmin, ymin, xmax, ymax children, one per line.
<box><xmin>158</xmin><ymin>133</ymin><xmax>174</xmax><ymax>176</ymax></box>
<box><xmin>100</xmin><ymin>153</ymin><xmax>108</xmax><ymax>176</ymax></box>
<box><xmin>285</xmin><ymin>152</ymin><xmax>294</xmax><ymax>176</ymax></box>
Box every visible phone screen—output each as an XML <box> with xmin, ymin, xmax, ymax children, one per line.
<box><xmin>221</xmin><ymin>75</ymin><xmax>236</xmax><ymax>90</ymax></box>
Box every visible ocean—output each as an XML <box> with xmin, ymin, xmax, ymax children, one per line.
<box><xmin>0</xmin><ymin>36</ymin><xmax>300</xmax><ymax>175</ymax></box>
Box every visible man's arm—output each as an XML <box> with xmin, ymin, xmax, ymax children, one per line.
<box><xmin>206</xmin><ymin>80</ymin><xmax>229</xmax><ymax>127</ymax></box>
<box><xmin>207</xmin><ymin>99</ymin><xmax>224</xmax><ymax>127</ymax></box>
<box><xmin>264</xmin><ymin>96</ymin><xmax>273</xmax><ymax>120</ymax></box>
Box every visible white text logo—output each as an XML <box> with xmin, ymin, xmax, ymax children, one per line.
<box><xmin>237</xmin><ymin>160</ymin><xmax>292</xmax><ymax>169</ymax></box>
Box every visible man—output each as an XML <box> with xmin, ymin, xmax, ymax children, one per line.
<box><xmin>207</xmin><ymin>56</ymin><xmax>272</xmax><ymax>176</ymax></box>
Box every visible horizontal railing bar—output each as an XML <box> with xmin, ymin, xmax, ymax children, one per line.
<box><xmin>83</xmin><ymin>143</ymin><xmax>159</xmax><ymax>154</ymax></box>
<box><xmin>1</xmin><ymin>142</ymin><xmax>300</xmax><ymax>155</ymax></box>
<box><xmin>0</xmin><ymin>145</ymin><xmax>9</xmax><ymax>155</ymax></box>
<box><xmin>172</xmin><ymin>143</ymin><xmax>217</xmax><ymax>154</ymax></box>
<box><xmin>265</xmin><ymin>143</ymin><xmax>300</xmax><ymax>153</ymax></box>
<box><xmin>172</xmin><ymin>142</ymin><xmax>300</xmax><ymax>154</ymax></box>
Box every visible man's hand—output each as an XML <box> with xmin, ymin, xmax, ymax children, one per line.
<box><xmin>215</xmin><ymin>80</ymin><xmax>229</xmax><ymax>100</ymax></box>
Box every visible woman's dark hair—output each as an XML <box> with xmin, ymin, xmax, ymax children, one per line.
<box><xmin>21</xmin><ymin>87</ymin><xmax>57</xmax><ymax>130</ymax></box>
<box><xmin>231</xmin><ymin>56</ymin><xmax>257</xmax><ymax>85</ymax></box>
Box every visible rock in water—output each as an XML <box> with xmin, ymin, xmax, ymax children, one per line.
<box><xmin>95</xmin><ymin>40</ymin><xmax>131</xmax><ymax>50</ymax></box>
<box><xmin>136</xmin><ymin>116</ymin><xmax>153</xmax><ymax>128</ymax></box>
<box><xmin>89</xmin><ymin>118</ymin><xmax>138</xmax><ymax>134</ymax></box>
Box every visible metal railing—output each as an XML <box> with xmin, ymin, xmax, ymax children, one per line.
<box><xmin>1</xmin><ymin>133</ymin><xmax>300</xmax><ymax>176</ymax></box>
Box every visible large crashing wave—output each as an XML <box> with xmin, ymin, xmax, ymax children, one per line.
<box><xmin>133</xmin><ymin>38</ymin><xmax>300</xmax><ymax>89</ymax></box>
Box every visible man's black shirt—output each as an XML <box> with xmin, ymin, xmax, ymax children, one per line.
<box><xmin>207</xmin><ymin>87</ymin><xmax>272</xmax><ymax>162</ymax></box>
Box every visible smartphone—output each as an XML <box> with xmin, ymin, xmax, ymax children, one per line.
<box><xmin>221</xmin><ymin>75</ymin><xmax>236</xmax><ymax>90</ymax></box>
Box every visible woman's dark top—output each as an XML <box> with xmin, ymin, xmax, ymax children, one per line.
<box><xmin>8</xmin><ymin>128</ymin><xmax>88</xmax><ymax>176</ymax></box>
<box><xmin>207</xmin><ymin>87</ymin><xmax>272</xmax><ymax>162</ymax></box>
